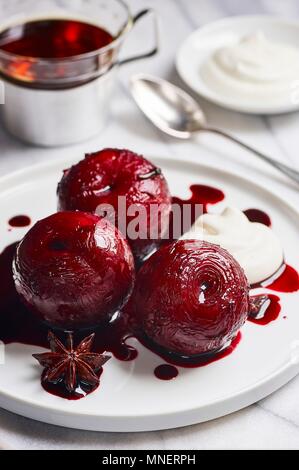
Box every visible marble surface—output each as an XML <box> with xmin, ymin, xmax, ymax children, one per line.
<box><xmin>1</xmin><ymin>0</ymin><xmax>299</xmax><ymax>450</ymax></box>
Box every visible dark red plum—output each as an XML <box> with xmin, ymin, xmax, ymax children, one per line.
<box><xmin>57</xmin><ymin>149</ymin><xmax>172</xmax><ymax>263</ymax></box>
<box><xmin>13</xmin><ymin>211</ymin><xmax>135</xmax><ymax>330</ymax></box>
<box><xmin>132</xmin><ymin>240</ymin><xmax>249</xmax><ymax>357</ymax></box>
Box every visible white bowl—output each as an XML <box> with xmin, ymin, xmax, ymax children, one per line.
<box><xmin>176</xmin><ymin>15</ymin><xmax>299</xmax><ymax>115</ymax></box>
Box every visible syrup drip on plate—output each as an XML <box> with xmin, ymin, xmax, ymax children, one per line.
<box><xmin>8</xmin><ymin>215</ymin><xmax>31</xmax><ymax>228</ymax></box>
<box><xmin>252</xmin><ymin>263</ymin><xmax>299</xmax><ymax>293</ymax></box>
<box><xmin>244</xmin><ymin>208</ymin><xmax>271</xmax><ymax>227</ymax></box>
<box><xmin>264</xmin><ymin>264</ymin><xmax>299</xmax><ymax>293</ymax></box>
<box><xmin>169</xmin><ymin>184</ymin><xmax>225</xmax><ymax>241</ymax></box>
<box><xmin>154</xmin><ymin>364</ymin><xmax>179</xmax><ymax>381</ymax></box>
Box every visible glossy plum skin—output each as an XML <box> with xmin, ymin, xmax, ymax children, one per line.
<box><xmin>13</xmin><ymin>212</ymin><xmax>135</xmax><ymax>330</ymax></box>
<box><xmin>57</xmin><ymin>149</ymin><xmax>172</xmax><ymax>263</ymax></box>
<box><xmin>132</xmin><ymin>240</ymin><xmax>249</xmax><ymax>357</ymax></box>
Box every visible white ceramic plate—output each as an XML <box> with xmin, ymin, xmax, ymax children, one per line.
<box><xmin>176</xmin><ymin>16</ymin><xmax>299</xmax><ymax>114</ymax></box>
<box><xmin>0</xmin><ymin>155</ymin><xmax>299</xmax><ymax>432</ymax></box>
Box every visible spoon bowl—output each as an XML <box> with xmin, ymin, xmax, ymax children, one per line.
<box><xmin>130</xmin><ymin>74</ymin><xmax>299</xmax><ymax>186</ymax></box>
<box><xmin>130</xmin><ymin>74</ymin><xmax>206</xmax><ymax>138</ymax></box>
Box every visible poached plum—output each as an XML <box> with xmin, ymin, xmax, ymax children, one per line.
<box><xmin>57</xmin><ymin>149</ymin><xmax>172</xmax><ymax>263</ymax></box>
<box><xmin>132</xmin><ymin>240</ymin><xmax>249</xmax><ymax>357</ymax></box>
<box><xmin>13</xmin><ymin>211</ymin><xmax>135</xmax><ymax>330</ymax></box>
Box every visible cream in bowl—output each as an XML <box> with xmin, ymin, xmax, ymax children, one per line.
<box><xmin>201</xmin><ymin>31</ymin><xmax>299</xmax><ymax>106</ymax></box>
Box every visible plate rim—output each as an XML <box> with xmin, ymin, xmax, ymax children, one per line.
<box><xmin>0</xmin><ymin>154</ymin><xmax>299</xmax><ymax>431</ymax></box>
<box><xmin>176</xmin><ymin>14</ymin><xmax>299</xmax><ymax>115</ymax></box>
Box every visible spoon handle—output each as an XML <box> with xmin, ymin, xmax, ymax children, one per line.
<box><xmin>205</xmin><ymin>127</ymin><xmax>299</xmax><ymax>185</ymax></box>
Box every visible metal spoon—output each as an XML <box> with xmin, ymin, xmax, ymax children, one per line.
<box><xmin>130</xmin><ymin>74</ymin><xmax>299</xmax><ymax>185</ymax></box>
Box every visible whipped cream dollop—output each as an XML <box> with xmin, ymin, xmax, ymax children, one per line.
<box><xmin>181</xmin><ymin>207</ymin><xmax>284</xmax><ymax>285</ymax></box>
<box><xmin>201</xmin><ymin>31</ymin><xmax>299</xmax><ymax>105</ymax></box>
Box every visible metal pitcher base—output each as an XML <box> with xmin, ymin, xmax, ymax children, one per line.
<box><xmin>1</xmin><ymin>67</ymin><xmax>117</xmax><ymax>147</ymax></box>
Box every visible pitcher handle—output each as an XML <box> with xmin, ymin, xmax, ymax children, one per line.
<box><xmin>118</xmin><ymin>9</ymin><xmax>159</xmax><ymax>66</ymax></box>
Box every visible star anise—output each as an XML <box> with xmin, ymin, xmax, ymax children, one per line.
<box><xmin>33</xmin><ymin>331</ymin><xmax>110</xmax><ymax>393</ymax></box>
